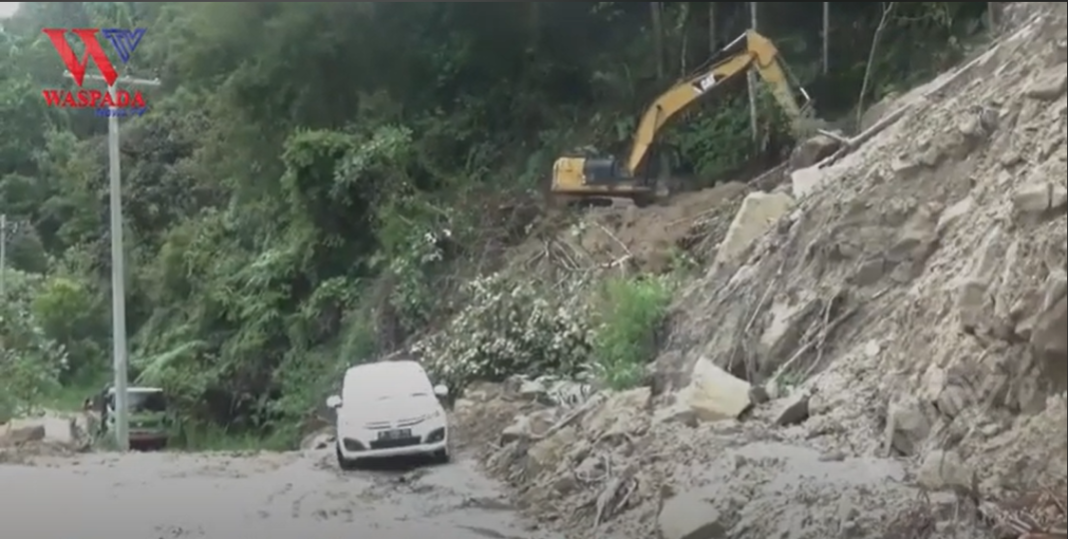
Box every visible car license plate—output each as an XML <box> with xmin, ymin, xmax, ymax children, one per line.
<box><xmin>378</xmin><ymin>429</ymin><xmax>410</xmax><ymax>439</ymax></box>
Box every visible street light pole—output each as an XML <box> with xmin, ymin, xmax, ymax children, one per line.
<box><xmin>0</xmin><ymin>214</ymin><xmax>6</xmax><ymax>298</ymax></box>
<box><xmin>64</xmin><ymin>71</ymin><xmax>160</xmax><ymax>451</ymax></box>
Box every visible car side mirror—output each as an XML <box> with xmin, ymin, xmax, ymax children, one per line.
<box><xmin>432</xmin><ymin>385</ymin><xmax>448</xmax><ymax>397</ymax></box>
<box><xmin>325</xmin><ymin>395</ymin><xmax>342</xmax><ymax>408</ymax></box>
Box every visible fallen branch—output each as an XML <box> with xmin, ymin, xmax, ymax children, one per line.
<box><xmin>816</xmin><ymin>129</ymin><xmax>850</xmax><ymax>144</ymax></box>
<box><xmin>771</xmin><ymin>286</ymin><xmax>890</xmax><ymax>385</ymax></box>
<box><xmin>820</xmin><ymin>104</ymin><xmax>912</xmax><ymax>167</ymax></box>
<box><xmin>855</xmin><ymin>2</ymin><xmax>896</xmax><ymax>129</ymax></box>
<box><xmin>531</xmin><ymin>392</ymin><xmax>604</xmax><ymax>441</ymax></box>
<box><xmin>595</xmin><ymin>223</ymin><xmax>632</xmax><ymax>257</ymax></box>
<box><xmin>593</xmin><ymin>463</ymin><xmax>637</xmax><ymax>529</ymax></box>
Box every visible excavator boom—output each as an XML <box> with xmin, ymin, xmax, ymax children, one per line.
<box><xmin>626</xmin><ymin>30</ymin><xmax>809</xmax><ymax>175</ymax></box>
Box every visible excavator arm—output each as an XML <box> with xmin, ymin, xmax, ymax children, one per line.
<box><xmin>625</xmin><ymin>30</ymin><xmax>810</xmax><ymax>175</ymax></box>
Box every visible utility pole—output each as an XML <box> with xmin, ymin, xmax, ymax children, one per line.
<box><xmin>0</xmin><ymin>214</ymin><xmax>6</xmax><ymax>298</ymax></box>
<box><xmin>822</xmin><ymin>2</ymin><xmax>830</xmax><ymax>74</ymax></box>
<box><xmin>64</xmin><ymin>71</ymin><xmax>160</xmax><ymax>451</ymax></box>
<box><xmin>747</xmin><ymin>2</ymin><xmax>759</xmax><ymax>142</ymax></box>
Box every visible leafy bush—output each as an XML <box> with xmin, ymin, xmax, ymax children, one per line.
<box><xmin>413</xmin><ymin>272</ymin><xmax>592</xmax><ymax>391</ymax></box>
<box><xmin>590</xmin><ymin>275</ymin><xmax>674</xmax><ymax>390</ymax></box>
<box><xmin>31</xmin><ymin>275</ymin><xmax>107</xmax><ymax>379</ymax></box>
<box><xmin>0</xmin><ymin>270</ymin><xmax>67</xmax><ymax>420</ymax></box>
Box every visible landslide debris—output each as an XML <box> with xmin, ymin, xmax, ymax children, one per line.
<box><xmin>448</xmin><ymin>3</ymin><xmax>1068</xmax><ymax>539</ymax></box>
<box><xmin>509</xmin><ymin>181</ymin><xmax>752</xmax><ymax>276</ymax></box>
<box><xmin>0</xmin><ymin>412</ymin><xmax>90</xmax><ymax>463</ymax></box>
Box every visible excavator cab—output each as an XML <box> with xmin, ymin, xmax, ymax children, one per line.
<box><xmin>580</xmin><ymin>157</ymin><xmax>624</xmax><ymax>184</ymax></box>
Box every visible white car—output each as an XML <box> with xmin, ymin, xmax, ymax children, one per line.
<box><xmin>326</xmin><ymin>360</ymin><xmax>450</xmax><ymax>469</ymax></box>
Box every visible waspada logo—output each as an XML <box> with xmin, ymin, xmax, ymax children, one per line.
<box><xmin>41</xmin><ymin>28</ymin><xmax>148</xmax><ymax>116</ymax></box>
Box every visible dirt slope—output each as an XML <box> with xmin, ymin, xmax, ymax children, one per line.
<box><xmin>659</xmin><ymin>0</ymin><xmax>1066</xmax><ymax>483</ymax></box>
<box><xmin>459</xmin><ymin>4</ymin><xmax>1067</xmax><ymax>538</ymax></box>
<box><xmin>501</xmin><ymin>182</ymin><xmax>752</xmax><ymax>279</ymax></box>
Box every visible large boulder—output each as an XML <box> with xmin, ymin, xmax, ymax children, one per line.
<box><xmin>658</xmin><ymin>493</ymin><xmax>727</xmax><ymax>539</ymax></box>
<box><xmin>714</xmin><ymin>191</ymin><xmax>794</xmax><ymax>267</ymax></box>
<box><xmin>0</xmin><ymin>424</ymin><xmax>45</xmax><ymax>446</ymax></box>
<box><xmin>1023</xmin><ymin>64</ymin><xmax>1067</xmax><ymax>101</ymax></box>
<box><xmin>679</xmin><ymin>356</ymin><xmax>751</xmax><ymax>422</ymax></box>
<box><xmin>582</xmin><ymin>387</ymin><xmax>650</xmax><ymax>440</ymax></box>
<box><xmin>788</xmin><ymin>133</ymin><xmax>841</xmax><ymax>170</ymax></box>
<box><xmin>1032</xmin><ymin>294</ymin><xmax>1066</xmax><ymax>362</ymax></box>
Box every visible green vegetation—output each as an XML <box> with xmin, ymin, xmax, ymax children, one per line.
<box><xmin>0</xmin><ymin>2</ymin><xmax>989</xmax><ymax>446</ymax></box>
<box><xmin>591</xmin><ymin>276</ymin><xmax>675</xmax><ymax>390</ymax></box>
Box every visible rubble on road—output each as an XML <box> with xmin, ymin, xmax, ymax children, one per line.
<box><xmin>0</xmin><ymin>413</ymin><xmax>89</xmax><ymax>464</ymax></box>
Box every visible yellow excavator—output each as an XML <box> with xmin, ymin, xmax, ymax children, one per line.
<box><xmin>550</xmin><ymin>30</ymin><xmax>813</xmax><ymax>206</ymax></box>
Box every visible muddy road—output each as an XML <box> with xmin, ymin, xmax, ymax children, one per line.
<box><xmin>0</xmin><ymin>449</ymin><xmax>553</xmax><ymax>538</ymax></box>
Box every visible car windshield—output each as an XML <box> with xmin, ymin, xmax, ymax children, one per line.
<box><xmin>345</xmin><ymin>379</ymin><xmax>430</xmax><ymax>401</ymax></box>
<box><xmin>127</xmin><ymin>391</ymin><xmax>167</xmax><ymax>412</ymax></box>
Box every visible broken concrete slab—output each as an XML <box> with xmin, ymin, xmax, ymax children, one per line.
<box><xmin>936</xmin><ymin>196</ymin><xmax>974</xmax><ymax>236</ymax></box>
<box><xmin>1052</xmin><ymin>184</ymin><xmax>1068</xmax><ymax>210</ymax></box>
<box><xmin>0</xmin><ymin>424</ymin><xmax>45</xmax><ymax>446</ymax></box>
<box><xmin>680</xmin><ymin>356</ymin><xmax>752</xmax><ymax>422</ymax></box>
<box><xmin>500</xmin><ymin>409</ymin><xmax>558</xmax><ymax>444</ymax></box>
<box><xmin>916</xmin><ymin>449</ymin><xmax>972</xmax><ymax>491</ymax></box>
<box><xmin>1023</xmin><ymin>64</ymin><xmax>1067</xmax><ymax>100</ymax></box>
<box><xmin>714</xmin><ymin>191</ymin><xmax>795</xmax><ymax>266</ymax></box>
<box><xmin>582</xmin><ymin>387</ymin><xmax>649</xmax><ymax>440</ymax></box>
<box><xmin>789</xmin><ymin>166</ymin><xmax>829</xmax><ymax>199</ymax></box>
<box><xmin>657</xmin><ymin>493</ymin><xmax>726</xmax><ymax>539</ymax></box>
<box><xmin>956</xmin><ymin>278</ymin><xmax>991</xmax><ymax>332</ymax></box>
<box><xmin>1044</xmin><ymin>270</ymin><xmax>1067</xmax><ymax>311</ymax></box>
<box><xmin>652</xmin><ymin>403</ymin><xmax>697</xmax><ymax>428</ymax></box>
<box><xmin>526</xmin><ymin>426</ymin><xmax>578</xmax><ymax>474</ymax></box>
<box><xmin>883</xmin><ymin>397</ymin><xmax>930</xmax><ymax>456</ymax></box>
<box><xmin>789</xmin><ymin>133</ymin><xmax>841</xmax><ymax>171</ymax></box>
<box><xmin>2</xmin><ymin>415</ymin><xmax>77</xmax><ymax>446</ymax></box>
<box><xmin>772</xmin><ymin>392</ymin><xmax>811</xmax><ymax>426</ymax></box>
<box><xmin>1031</xmin><ymin>294</ymin><xmax>1067</xmax><ymax>361</ymax></box>
<box><xmin>1012</xmin><ymin>182</ymin><xmax>1061</xmax><ymax>213</ymax></box>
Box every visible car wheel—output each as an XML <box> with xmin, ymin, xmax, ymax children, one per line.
<box><xmin>432</xmin><ymin>447</ymin><xmax>449</xmax><ymax>464</ymax></box>
<box><xmin>336</xmin><ymin>443</ymin><xmax>358</xmax><ymax>471</ymax></box>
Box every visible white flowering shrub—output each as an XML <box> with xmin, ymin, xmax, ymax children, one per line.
<box><xmin>413</xmin><ymin>272</ymin><xmax>592</xmax><ymax>390</ymax></box>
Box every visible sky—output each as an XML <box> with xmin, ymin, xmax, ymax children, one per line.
<box><xmin>0</xmin><ymin>2</ymin><xmax>19</xmax><ymax>18</ymax></box>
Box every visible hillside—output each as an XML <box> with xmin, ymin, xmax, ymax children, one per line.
<box><xmin>2</xmin><ymin>2</ymin><xmax>997</xmax><ymax>438</ymax></box>
<box><xmin>447</xmin><ymin>3</ymin><xmax>1066</xmax><ymax>538</ymax></box>
<box><xmin>1</xmin><ymin>2</ymin><xmax>1064</xmax><ymax>537</ymax></box>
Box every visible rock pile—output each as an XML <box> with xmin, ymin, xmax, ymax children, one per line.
<box><xmin>456</xmin><ymin>3</ymin><xmax>1067</xmax><ymax>538</ymax></box>
<box><xmin>0</xmin><ymin>414</ymin><xmax>87</xmax><ymax>463</ymax></box>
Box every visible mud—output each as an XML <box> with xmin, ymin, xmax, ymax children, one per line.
<box><xmin>0</xmin><ymin>450</ymin><xmax>553</xmax><ymax>538</ymax></box>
